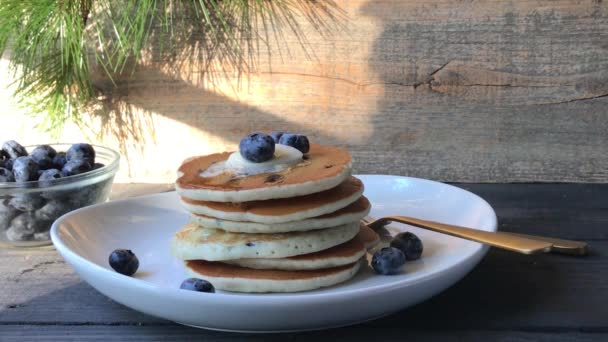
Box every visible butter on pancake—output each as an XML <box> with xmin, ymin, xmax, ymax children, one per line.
<box><xmin>180</xmin><ymin>176</ymin><xmax>363</xmax><ymax>224</ymax></box>
<box><xmin>185</xmin><ymin>260</ymin><xmax>361</xmax><ymax>293</ymax></box>
<box><xmin>170</xmin><ymin>221</ymin><xmax>360</xmax><ymax>261</ymax></box>
<box><xmin>224</xmin><ymin>225</ymin><xmax>373</xmax><ymax>270</ymax></box>
<box><xmin>176</xmin><ymin>144</ymin><xmax>352</xmax><ymax>202</ymax></box>
<box><xmin>190</xmin><ymin>196</ymin><xmax>371</xmax><ymax>233</ymax></box>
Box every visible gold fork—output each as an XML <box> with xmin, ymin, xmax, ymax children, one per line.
<box><xmin>361</xmin><ymin>216</ymin><xmax>588</xmax><ymax>256</ymax></box>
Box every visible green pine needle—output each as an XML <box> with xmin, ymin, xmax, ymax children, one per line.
<box><xmin>0</xmin><ymin>0</ymin><xmax>345</xmax><ymax>134</ymax></box>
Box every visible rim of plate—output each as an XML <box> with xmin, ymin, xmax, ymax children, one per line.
<box><xmin>51</xmin><ymin>174</ymin><xmax>497</xmax><ymax>304</ymax></box>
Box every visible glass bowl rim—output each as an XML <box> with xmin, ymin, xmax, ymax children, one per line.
<box><xmin>0</xmin><ymin>143</ymin><xmax>120</xmax><ymax>191</ymax></box>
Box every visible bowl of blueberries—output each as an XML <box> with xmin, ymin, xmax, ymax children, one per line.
<box><xmin>0</xmin><ymin>140</ymin><xmax>119</xmax><ymax>247</ymax></box>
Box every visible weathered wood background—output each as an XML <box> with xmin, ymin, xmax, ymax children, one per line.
<box><xmin>1</xmin><ymin>0</ymin><xmax>607</xmax><ymax>183</ymax></box>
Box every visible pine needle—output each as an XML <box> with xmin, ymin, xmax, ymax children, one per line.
<box><xmin>0</xmin><ymin>0</ymin><xmax>346</xmax><ymax>134</ymax></box>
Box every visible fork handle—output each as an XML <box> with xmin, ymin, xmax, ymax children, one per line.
<box><xmin>375</xmin><ymin>216</ymin><xmax>556</xmax><ymax>255</ymax></box>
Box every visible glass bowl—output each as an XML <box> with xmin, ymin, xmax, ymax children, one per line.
<box><xmin>0</xmin><ymin>144</ymin><xmax>120</xmax><ymax>247</ymax></box>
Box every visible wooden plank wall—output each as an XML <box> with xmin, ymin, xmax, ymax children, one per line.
<box><xmin>0</xmin><ymin>0</ymin><xmax>607</xmax><ymax>183</ymax></box>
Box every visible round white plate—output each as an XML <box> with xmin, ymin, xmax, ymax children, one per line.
<box><xmin>51</xmin><ymin>175</ymin><xmax>497</xmax><ymax>332</ymax></box>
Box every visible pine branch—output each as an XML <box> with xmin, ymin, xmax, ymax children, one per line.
<box><xmin>0</xmin><ymin>0</ymin><xmax>346</xmax><ymax>134</ymax></box>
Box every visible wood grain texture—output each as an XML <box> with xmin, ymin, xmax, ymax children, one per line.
<box><xmin>1</xmin><ymin>0</ymin><xmax>607</xmax><ymax>183</ymax></box>
<box><xmin>2</xmin><ymin>326</ymin><xmax>608</xmax><ymax>342</ymax></box>
<box><xmin>106</xmin><ymin>0</ymin><xmax>608</xmax><ymax>182</ymax></box>
<box><xmin>457</xmin><ymin>183</ymin><xmax>608</xmax><ymax>240</ymax></box>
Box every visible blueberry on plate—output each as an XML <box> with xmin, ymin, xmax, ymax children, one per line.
<box><xmin>278</xmin><ymin>133</ymin><xmax>310</xmax><ymax>153</ymax></box>
<box><xmin>390</xmin><ymin>232</ymin><xmax>424</xmax><ymax>260</ymax></box>
<box><xmin>12</xmin><ymin>156</ymin><xmax>39</xmax><ymax>182</ymax></box>
<box><xmin>0</xmin><ymin>167</ymin><xmax>15</xmax><ymax>182</ymax></box>
<box><xmin>371</xmin><ymin>247</ymin><xmax>406</xmax><ymax>275</ymax></box>
<box><xmin>62</xmin><ymin>159</ymin><xmax>92</xmax><ymax>176</ymax></box>
<box><xmin>52</xmin><ymin>152</ymin><xmax>67</xmax><ymax>169</ymax></box>
<box><xmin>66</xmin><ymin>143</ymin><xmax>95</xmax><ymax>164</ymax></box>
<box><xmin>2</xmin><ymin>140</ymin><xmax>28</xmax><ymax>159</ymax></box>
<box><xmin>180</xmin><ymin>278</ymin><xmax>215</xmax><ymax>293</ymax></box>
<box><xmin>239</xmin><ymin>133</ymin><xmax>275</xmax><ymax>163</ymax></box>
<box><xmin>108</xmin><ymin>249</ymin><xmax>139</xmax><ymax>276</ymax></box>
<box><xmin>270</xmin><ymin>131</ymin><xmax>285</xmax><ymax>143</ymax></box>
<box><xmin>30</xmin><ymin>145</ymin><xmax>57</xmax><ymax>170</ymax></box>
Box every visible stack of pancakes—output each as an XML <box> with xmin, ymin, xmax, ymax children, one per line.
<box><xmin>171</xmin><ymin>144</ymin><xmax>378</xmax><ymax>293</ymax></box>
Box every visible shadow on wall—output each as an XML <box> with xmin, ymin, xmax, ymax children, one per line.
<box><xmin>91</xmin><ymin>0</ymin><xmax>349</xmax><ymax>152</ymax></box>
<box><xmin>91</xmin><ymin>1</ymin><xmax>608</xmax><ymax>181</ymax></box>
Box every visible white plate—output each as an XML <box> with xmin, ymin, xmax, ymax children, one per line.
<box><xmin>51</xmin><ymin>175</ymin><xmax>497</xmax><ymax>333</ymax></box>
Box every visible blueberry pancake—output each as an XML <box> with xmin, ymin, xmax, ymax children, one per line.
<box><xmin>180</xmin><ymin>176</ymin><xmax>363</xmax><ymax>224</ymax></box>
<box><xmin>170</xmin><ymin>221</ymin><xmax>360</xmax><ymax>261</ymax></box>
<box><xmin>189</xmin><ymin>196</ymin><xmax>371</xmax><ymax>233</ymax></box>
<box><xmin>223</xmin><ymin>225</ymin><xmax>378</xmax><ymax>270</ymax></box>
<box><xmin>184</xmin><ymin>259</ymin><xmax>361</xmax><ymax>293</ymax></box>
<box><xmin>176</xmin><ymin>144</ymin><xmax>352</xmax><ymax>203</ymax></box>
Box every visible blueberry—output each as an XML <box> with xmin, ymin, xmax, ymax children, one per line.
<box><xmin>33</xmin><ymin>231</ymin><xmax>50</xmax><ymax>241</ymax></box>
<box><xmin>6</xmin><ymin>212</ymin><xmax>41</xmax><ymax>240</ymax></box>
<box><xmin>180</xmin><ymin>278</ymin><xmax>215</xmax><ymax>293</ymax></box>
<box><xmin>68</xmin><ymin>182</ymin><xmax>103</xmax><ymax>208</ymax></box>
<box><xmin>2</xmin><ymin>140</ymin><xmax>28</xmax><ymax>159</ymax></box>
<box><xmin>66</xmin><ymin>143</ymin><xmax>95</xmax><ymax>164</ymax></box>
<box><xmin>38</xmin><ymin>169</ymin><xmax>63</xmax><ymax>186</ymax></box>
<box><xmin>52</xmin><ymin>152</ymin><xmax>67</xmax><ymax>169</ymax></box>
<box><xmin>62</xmin><ymin>159</ymin><xmax>92</xmax><ymax>176</ymax></box>
<box><xmin>30</xmin><ymin>145</ymin><xmax>57</xmax><ymax>170</ymax></box>
<box><xmin>6</xmin><ymin>225</ymin><xmax>34</xmax><ymax>241</ymax></box>
<box><xmin>8</xmin><ymin>194</ymin><xmax>46</xmax><ymax>211</ymax></box>
<box><xmin>270</xmin><ymin>131</ymin><xmax>285</xmax><ymax>143</ymax></box>
<box><xmin>35</xmin><ymin>200</ymin><xmax>71</xmax><ymax>221</ymax></box>
<box><xmin>41</xmin><ymin>184</ymin><xmax>72</xmax><ymax>200</ymax></box>
<box><xmin>239</xmin><ymin>133</ymin><xmax>275</xmax><ymax>163</ymax></box>
<box><xmin>108</xmin><ymin>249</ymin><xmax>139</xmax><ymax>276</ymax></box>
<box><xmin>4</xmin><ymin>158</ymin><xmax>15</xmax><ymax>171</ymax></box>
<box><xmin>12</xmin><ymin>156</ymin><xmax>39</xmax><ymax>182</ymax></box>
<box><xmin>278</xmin><ymin>133</ymin><xmax>310</xmax><ymax>153</ymax></box>
<box><xmin>371</xmin><ymin>247</ymin><xmax>406</xmax><ymax>275</ymax></box>
<box><xmin>0</xmin><ymin>167</ymin><xmax>15</xmax><ymax>182</ymax></box>
<box><xmin>390</xmin><ymin>232</ymin><xmax>424</xmax><ymax>261</ymax></box>
<box><xmin>0</xmin><ymin>201</ymin><xmax>19</xmax><ymax>229</ymax></box>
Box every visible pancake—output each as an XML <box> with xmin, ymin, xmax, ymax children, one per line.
<box><xmin>224</xmin><ymin>225</ymin><xmax>372</xmax><ymax>270</ymax></box>
<box><xmin>180</xmin><ymin>177</ymin><xmax>363</xmax><ymax>224</ymax></box>
<box><xmin>176</xmin><ymin>144</ymin><xmax>352</xmax><ymax>202</ymax></box>
<box><xmin>185</xmin><ymin>259</ymin><xmax>361</xmax><ymax>293</ymax></box>
<box><xmin>170</xmin><ymin>221</ymin><xmax>360</xmax><ymax>261</ymax></box>
<box><xmin>358</xmin><ymin>223</ymin><xmax>380</xmax><ymax>249</ymax></box>
<box><xmin>190</xmin><ymin>196</ymin><xmax>371</xmax><ymax>233</ymax></box>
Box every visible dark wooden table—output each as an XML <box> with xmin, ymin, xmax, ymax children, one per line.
<box><xmin>1</xmin><ymin>183</ymin><xmax>606</xmax><ymax>341</ymax></box>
